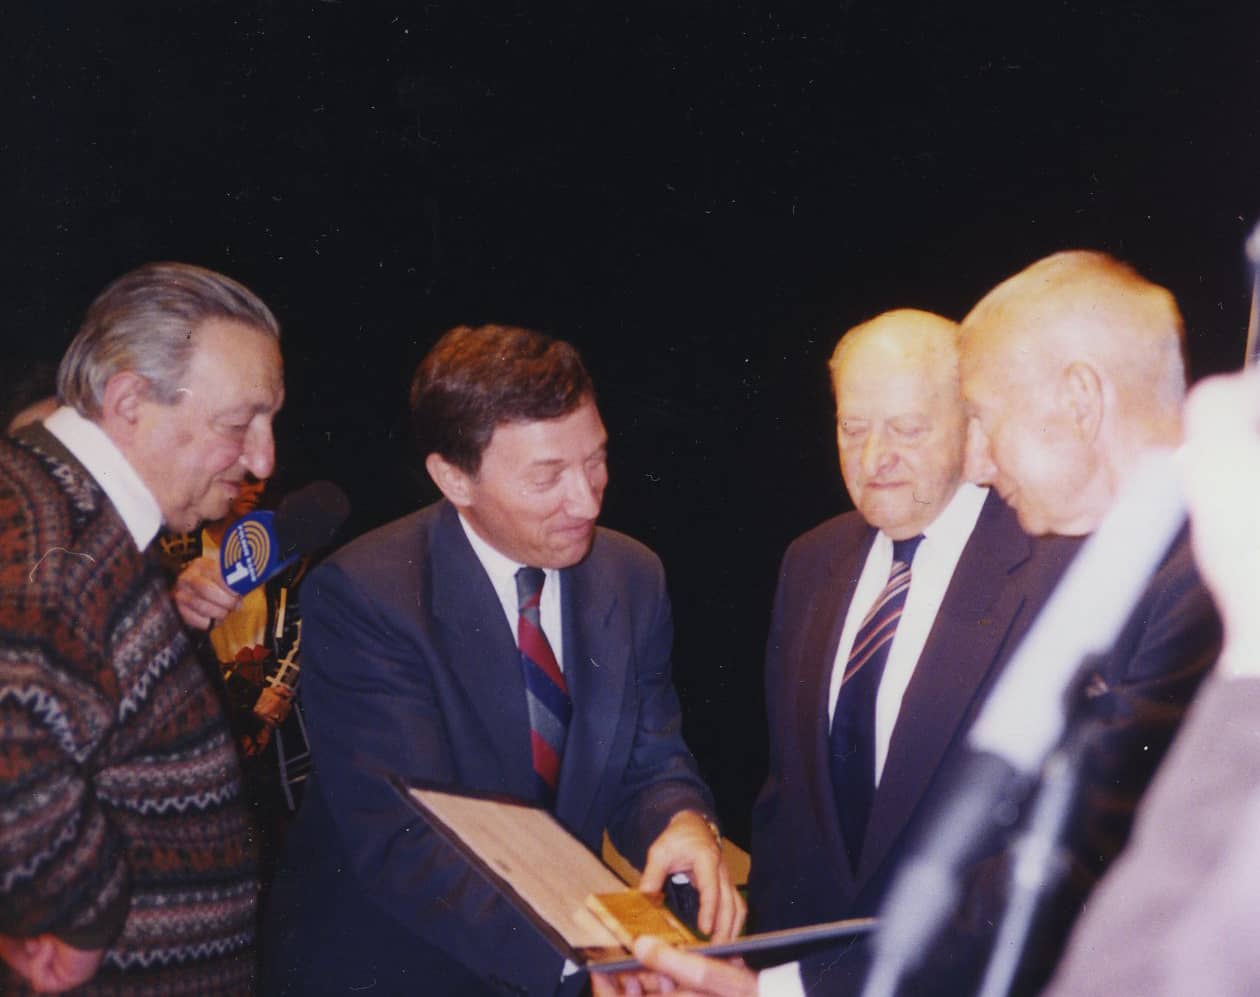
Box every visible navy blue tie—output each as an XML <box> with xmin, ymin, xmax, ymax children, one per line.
<box><xmin>830</xmin><ymin>534</ymin><xmax>924</xmax><ymax>868</ymax></box>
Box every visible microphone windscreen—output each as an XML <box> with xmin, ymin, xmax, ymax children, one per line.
<box><xmin>274</xmin><ymin>480</ymin><xmax>351</xmax><ymax>558</ymax></box>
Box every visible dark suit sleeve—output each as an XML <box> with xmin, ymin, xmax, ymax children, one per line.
<box><xmin>299</xmin><ymin>561</ymin><xmax>566</xmax><ymax>996</ymax></box>
<box><xmin>602</xmin><ymin>553</ymin><xmax>717</xmax><ymax>867</ymax></box>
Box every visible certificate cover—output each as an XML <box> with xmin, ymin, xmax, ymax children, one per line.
<box><xmin>396</xmin><ymin>779</ymin><xmax>877</xmax><ymax>971</ymax></box>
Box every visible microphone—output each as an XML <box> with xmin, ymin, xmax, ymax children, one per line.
<box><xmin>220</xmin><ymin>480</ymin><xmax>350</xmax><ymax>595</ymax></box>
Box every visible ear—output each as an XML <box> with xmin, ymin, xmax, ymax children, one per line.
<box><xmin>425</xmin><ymin>452</ymin><xmax>475</xmax><ymax>508</ymax></box>
<box><xmin>1061</xmin><ymin>362</ymin><xmax>1103</xmax><ymax>442</ymax></box>
<box><xmin>963</xmin><ymin>416</ymin><xmax>997</xmax><ymax>485</ymax></box>
<box><xmin>97</xmin><ymin>371</ymin><xmax>151</xmax><ymax>442</ymax></box>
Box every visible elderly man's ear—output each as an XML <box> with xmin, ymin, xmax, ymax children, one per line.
<box><xmin>1061</xmin><ymin>361</ymin><xmax>1104</xmax><ymax>442</ymax></box>
<box><xmin>96</xmin><ymin>371</ymin><xmax>152</xmax><ymax>445</ymax></box>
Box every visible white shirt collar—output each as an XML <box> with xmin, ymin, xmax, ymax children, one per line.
<box><xmin>914</xmin><ymin>479</ymin><xmax>988</xmax><ymax>547</ymax></box>
<box><xmin>456</xmin><ymin>511</ymin><xmax>565</xmax><ymax>668</ymax></box>
<box><xmin>43</xmin><ymin>406</ymin><xmax>163</xmax><ymax>551</ymax></box>
<box><xmin>457</xmin><ymin>511</ymin><xmax>562</xmax><ymax>601</ymax></box>
<box><xmin>458</xmin><ymin>511</ymin><xmax>528</xmax><ymax>583</ymax></box>
<box><xmin>863</xmin><ymin>479</ymin><xmax>988</xmax><ymax>566</ymax></box>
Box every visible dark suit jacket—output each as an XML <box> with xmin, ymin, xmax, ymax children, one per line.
<box><xmin>748</xmin><ymin>492</ymin><xmax>1077</xmax><ymax>986</ymax></box>
<box><xmin>263</xmin><ymin>500</ymin><xmax>715</xmax><ymax>996</ymax></box>
<box><xmin>755</xmin><ymin>511</ymin><xmax>1220</xmax><ymax>996</ymax></box>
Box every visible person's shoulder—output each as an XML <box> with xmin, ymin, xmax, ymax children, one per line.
<box><xmin>0</xmin><ymin>432</ymin><xmax>105</xmax><ymax>556</ymax></box>
<box><xmin>586</xmin><ymin>524</ymin><xmax>662</xmax><ymax>576</ymax></box>
<box><xmin>784</xmin><ymin>509</ymin><xmax>868</xmax><ymax>562</ymax></box>
<box><xmin>1157</xmin><ymin>525</ymin><xmax>1204</xmax><ymax>584</ymax></box>
<box><xmin>317</xmin><ymin>502</ymin><xmax>443</xmax><ymax>580</ymax></box>
<box><xmin>1144</xmin><ymin>525</ymin><xmax>1220</xmax><ymax>625</ymax></box>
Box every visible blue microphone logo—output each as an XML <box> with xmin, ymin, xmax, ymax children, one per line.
<box><xmin>221</xmin><ymin>511</ymin><xmax>280</xmax><ymax>594</ymax></box>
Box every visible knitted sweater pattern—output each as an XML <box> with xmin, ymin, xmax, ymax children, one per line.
<box><xmin>0</xmin><ymin>430</ymin><xmax>257</xmax><ymax>994</ymax></box>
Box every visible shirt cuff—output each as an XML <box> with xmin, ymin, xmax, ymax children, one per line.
<box><xmin>759</xmin><ymin>959</ymin><xmax>806</xmax><ymax>997</ymax></box>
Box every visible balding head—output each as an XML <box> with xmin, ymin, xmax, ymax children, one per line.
<box><xmin>831</xmin><ymin>308</ymin><xmax>962</xmax><ymax>385</ymax></box>
<box><xmin>960</xmin><ymin>251</ymin><xmax>1187</xmax><ymax>535</ymax></box>
<box><xmin>829</xmin><ymin>309</ymin><xmax>968</xmax><ymax>539</ymax></box>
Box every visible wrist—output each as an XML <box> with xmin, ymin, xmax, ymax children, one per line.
<box><xmin>670</xmin><ymin>808</ymin><xmax>722</xmax><ymax>848</ymax></box>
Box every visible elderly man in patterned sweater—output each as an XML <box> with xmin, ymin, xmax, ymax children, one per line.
<box><xmin>0</xmin><ymin>262</ymin><xmax>284</xmax><ymax>994</ymax></box>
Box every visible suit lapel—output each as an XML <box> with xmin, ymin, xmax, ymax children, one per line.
<box><xmin>429</xmin><ymin>502</ymin><xmax>537</xmax><ymax>797</ymax></box>
<box><xmin>553</xmin><ymin>541</ymin><xmax>625</xmax><ymax>832</ymax></box>
<box><xmin>859</xmin><ymin>494</ymin><xmax>1032</xmax><ymax>883</ymax></box>
<box><xmin>798</xmin><ymin>525</ymin><xmax>877</xmax><ymax>884</ymax></box>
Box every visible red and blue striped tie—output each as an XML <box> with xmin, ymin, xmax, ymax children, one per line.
<box><xmin>515</xmin><ymin>567</ymin><xmax>572</xmax><ymax>807</ymax></box>
<box><xmin>830</xmin><ymin>534</ymin><xmax>924</xmax><ymax>867</ymax></box>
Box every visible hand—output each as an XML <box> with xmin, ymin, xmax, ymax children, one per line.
<box><xmin>253</xmin><ymin>684</ymin><xmax>293</xmax><ymax>727</ymax></box>
<box><xmin>590</xmin><ymin>963</ymin><xmax>675</xmax><ymax>995</ymax></box>
<box><xmin>172</xmin><ymin>557</ymin><xmax>241</xmax><ymax>630</ymax></box>
<box><xmin>1181</xmin><ymin>368</ymin><xmax>1260</xmax><ymax>664</ymax></box>
<box><xmin>0</xmin><ymin>933</ymin><xmax>105</xmax><ymax>993</ymax></box>
<box><xmin>241</xmin><ymin>724</ymin><xmax>273</xmax><ymax>757</ymax></box>
<box><xmin>639</xmin><ymin>811</ymin><xmax>746</xmax><ymax>942</ymax></box>
<box><xmin>590</xmin><ymin>936</ymin><xmax>757</xmax><ymax>997</ymax></box>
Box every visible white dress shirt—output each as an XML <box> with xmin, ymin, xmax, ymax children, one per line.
<box><xmin>761</xmin><ymin>481</ymin><xmax>989</xmax><ymax>997</ymax></box>
<box><xmin>827</xmin><ymin>481</ymin><xmax>988</xmax><ymax>783</ymax></box>
<box><xmin>457</xmin><ymin>514</ymin><xmax>565</xmax><ymax>669</ymax></box>
<box><xmin>43</xmin><ymin>405</ymin><xmax>163</xmax><ymax>551</ymax></box>
<box><xmin>457</xmin><ymin>513</ymin><xmax>577</xmax><ymax>982</ymax></box>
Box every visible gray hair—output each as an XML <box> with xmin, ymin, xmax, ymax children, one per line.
<box><xmin>57</xmin><ymin>262</ymin><xmax>280</xmax><ymax>417</ymax></box>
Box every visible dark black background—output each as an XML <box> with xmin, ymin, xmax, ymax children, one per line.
<box><xmin>5</xmin><ymin>1</ymin><xmax>1258</xmax><ymax>842</ymax></box>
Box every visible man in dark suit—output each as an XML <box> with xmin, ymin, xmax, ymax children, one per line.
<box><xmin>750</xmin><ymin>308</ymin><xmax>1068</xmax><ymax>933</ymax></box>
<box><xmin>264</xmin><ymin>324</ymin><xmax>743</xmax><ymax>996</ymax></box>
<box><xmin>593</xmin><ymin>257</ymin><xmax>1219</xmax><ymax>996</ymax></box>
<box><xmin>745</xmin><ymin>309</ymin><xmax>1075</xmax><ymax>994</ymax></box>
<box><xmin>955</xmin><ymin>250</ymin><xmax>1220</xmax><ymax>991</ymax></box>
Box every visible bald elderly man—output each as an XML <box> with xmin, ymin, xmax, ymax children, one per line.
<box><xmin>955</xmin><ymin>250</ymin><xmax>1221</xmax><ymax>990</ymax></box>
<box><xmin>738</xmin><ymin>310</ymin><xmax>1074</xmax><ymax>995</ymax></box>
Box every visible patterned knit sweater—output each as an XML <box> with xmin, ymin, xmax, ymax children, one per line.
<box><xmin>0</xmin><ymin>427</ymin><xmax>257</xmax><ymax>994</ymax></box>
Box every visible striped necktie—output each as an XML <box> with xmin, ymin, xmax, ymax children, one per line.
<box><xmin>830</xmin><ymin>534</ymin><xmax>924</xmax><ymax>868</ymax></box>
<box><xmin>515</xmin><ymin>566</ymin><xmax>572</xmax><ymax>807</ymax></box>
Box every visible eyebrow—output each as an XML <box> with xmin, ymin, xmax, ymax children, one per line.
<box><xmin>523</xmin><ymin>442</ymin><xmax>608</xmax><ymax>471</ymax></box>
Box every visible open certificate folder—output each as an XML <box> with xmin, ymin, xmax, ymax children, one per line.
<box><xmin>396</xmin><ymin>780</ymin><xmax>877</xmax><ymax>973</ymax></box>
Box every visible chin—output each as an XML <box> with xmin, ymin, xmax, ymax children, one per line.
<box><xmin>165</xmin><ymin>512</ymin><xmax>199</xmax><ymax>534</ymax></box>
<box><xmin>543</xmin><ymin>535</ymin><xmax>596</xmax><ymax>569</ymax></box>
<box><xmin>200</xmin><ymin>499</ymin><xmax>234</xmax><ymax>528</ymax></box>
<box><xmin>1015</xmin><ymin>509</ymin><xmax>1051</xmax><ymax>537</ymax></box>
<box><xmin>861</xmin><ymin>506</ymin><xmax>913</xmax><ymax>534</ymax></box>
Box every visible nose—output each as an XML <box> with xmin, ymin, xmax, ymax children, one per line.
<box><xmin>241</xmin><ymin>420</ymin><xmax>276</xmax><ymax>480</ymax></box>
<box><xmin>860</xmin><ymin>428</ymin><xmax>895</xmax><ymax>478</ymax></box>
<box><xmin>564</xmin><ymin>467</ymin><xmax>603</xmax><ymax>520</ymax></box>
<box><xmin>965</xmin><ymin>419</ymin><xmax>997</xmax><ymax>484</ymax></box>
